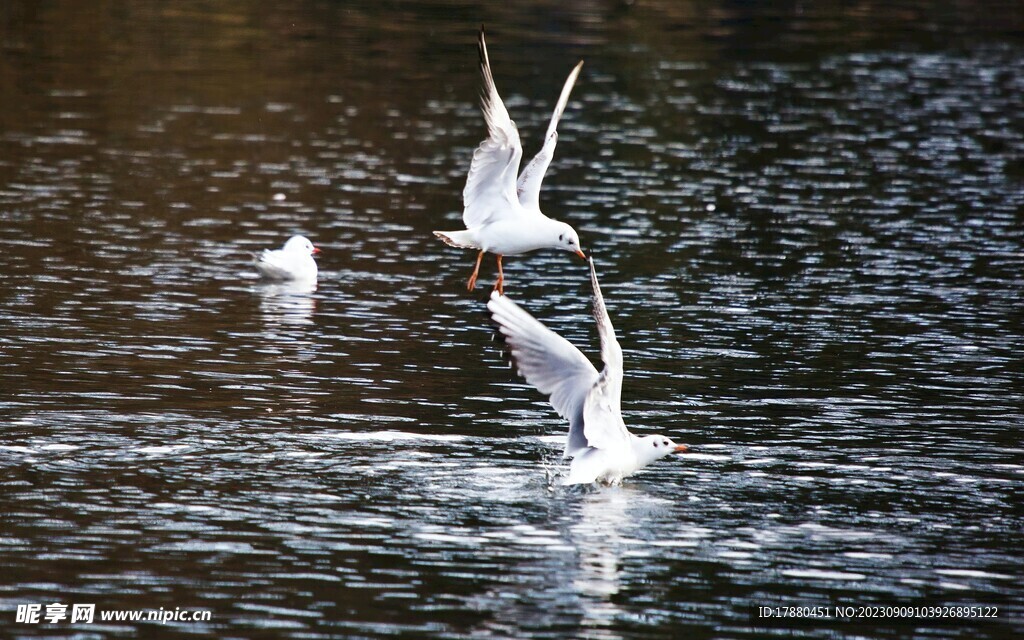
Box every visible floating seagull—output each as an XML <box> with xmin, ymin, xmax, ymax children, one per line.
<box><xmin>435</xmin><ymin>26</ymin><xmax>586</xmax><ymax>295</ymax></box>
<box><xmin>253</xmin><ymin>235</ymin><xmax>320</xmax><ymax>282</ymax></box>
<box><xmin>488</xmin><ymin>259</ymin><xmax>689</xmax><ymax>485</ymax></box>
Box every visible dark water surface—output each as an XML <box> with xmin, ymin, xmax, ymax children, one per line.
<box><xmin>1</xmin><ymin>1</ymin><xmax>1022</xmax><ymax>638</ymax></box>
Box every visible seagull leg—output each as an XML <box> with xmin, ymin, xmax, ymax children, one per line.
<box><xmin>467</xmin><ymin>250</ymin><xmax>484</xmax><ymax>290</ymax></box>
<box><xmin>494</xmin><ymin>254</ymin><xmax>504</xmax><ymax>295</ymax></box>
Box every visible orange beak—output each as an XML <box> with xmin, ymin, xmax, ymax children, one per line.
<box><xmin>575</xmin><ymin>249</ymin><xmax>586</xmax><ymax>260</ymax></box>
<box><xmin>674</xmin><ymin>444</ymin><xmax>689</xmax><ymax>453</ymax></box>
<box><xmin>312</xmin><ymin>246</ymin><xmax>322</xmax><ymax>255</ymax></box>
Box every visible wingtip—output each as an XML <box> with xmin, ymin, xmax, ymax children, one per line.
<box><xmin>478</xmin><ymin>25</ymin><xmax>488</xmax><ymax>63</ymax></box>
<box><xmin>477</xmin><ymin>26</ymin><xmax>496</xmax><ymax>102</ymax></box>
<box><xmin>588</xmin><ymin>256</ymin><xmax>603</xmax><ymax>300</ymax></box>
<box><xmin>486</xmin><ymin>289</ymin><xmax>508</xmax><ymax>315</ymax></box>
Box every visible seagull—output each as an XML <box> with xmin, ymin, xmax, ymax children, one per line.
<box><xmin>488</xmin><ymin>258</ymin><xmax>689</xmax><ymax>485</ymax></box>
<box><xmin>253</xmin><ymin>235</ymin><xmax>320</xmax><ymax>282</ymax></box>
<box><xmin>434</xmin><ymin>26</ymin><xmax>586</xmax><ymax>295</ymax></box>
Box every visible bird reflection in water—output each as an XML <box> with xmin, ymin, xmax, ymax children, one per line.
<box><xmin>256</xmin><ymin>280</ymin><xmax>317</xmax><ymax>327</ymax></box>
<box><xmin>570</xmin><ymin>487</ymin><xmax>640</xmax><ymax>640</ymax></box>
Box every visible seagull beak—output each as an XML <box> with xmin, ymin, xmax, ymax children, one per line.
<box><xmin>674</xmin><ymin>444</ymin><xmax>689</xmax><ymax>453</ymax></box>
<box><xmin>312</xmin><ymin>246</ymin><xmax>322</xmax><ymax>255</ymax></box>
<box><xmin>575</xmin><ymin>249</ymin><xmax>586</xmax><ymax>260</ymax></box>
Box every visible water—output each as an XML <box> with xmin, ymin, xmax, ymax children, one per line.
<box><xmin>1</xmin><ymin>1</ymin><xmax>1022</xmax><ymax>638</ymax></box>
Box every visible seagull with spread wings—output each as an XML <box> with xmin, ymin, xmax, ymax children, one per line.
<box><xmin>435</xmin><ymin>26</ymin><xmax>587</xmax><ymax>295</ymax></box>
<box><xmin>488</xmin><ymin>259</ymin><xmax>690</xmax><ymax>485</ymax></box>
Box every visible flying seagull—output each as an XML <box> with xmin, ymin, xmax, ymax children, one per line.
<box><xmin>435</xmin><ymin>26</ymin><xmax>586</xmax><ymax>295</ymax></box>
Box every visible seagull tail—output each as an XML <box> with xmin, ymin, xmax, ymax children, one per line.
<box><xmin>433</xmin><ymin>230</ymin><xmax>479</xmax><ymax>250</ymax></box>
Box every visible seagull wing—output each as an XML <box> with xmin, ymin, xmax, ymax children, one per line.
<box><xmin>463</xmin><ymin>28</ymin><xmax>525</xmax><ymax>229</ymax></box>
<box><xmin>488</xmin><ymin>291</ymin><xmax>598</xmax><ymax>458</ymax></box>
<box><xmin>580</xmin><ymin>259</ymin><xmax>631</xmax><ymax>452</ymax></box>
<box><xmin>516</xmin><ymin>61</ymin><xmax>583</xmax><ymax>211</ymax></box>
<box><xmin>253</xmin><ymin>249</ymin><xmax>293</xmax><ymax>280</ymax></box>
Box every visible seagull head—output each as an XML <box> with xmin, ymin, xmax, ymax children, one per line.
<box><xmin>634</xmin><ymin>434</ymin><xmax>689</xmax><ymax>468</ymax></box>
<box><xmin>284</xmin><ymin>235</ymin><xmax>321</xmax><ymax>256</ymax></box>
<box><xmin>551</xmin><ymin>221</ymin><xmax>586</xmax><ymax>260</ymax></box>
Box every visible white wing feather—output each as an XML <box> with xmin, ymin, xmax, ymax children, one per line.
<box><xmin>462</xmin><ymin>29</ymin><xmax>524</xmax><ymax>229</ymax></box>
<box><xmin>516</xmin><ymin>60</ymin><xmax>583</xmax><ymax>211</ymax></box>
<box><xmin>588</xmin><ymin>257</ymin><xmax>623</xmax><ymax>381</ymax></box>
<box><xmin>579</xmin><ymin>258</ymin><xmax>631</xmax><ymax>451</ymax></box>
<box><xmin>488</xmin><ymin>260</ymin><xmax>629</xmax><ymax>457</ymax></box>
<box><xmin>488</xmin><ymin>292</ymin><xmax>597</xmax><ymax>458</ymax></box>
<box><xmin>254</xmin><ymin>250</ymin><xmax>293</xmax><ymax>280</ymax></box>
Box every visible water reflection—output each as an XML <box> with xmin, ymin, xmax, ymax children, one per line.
<box><xmin>256</xmin><ymin>280</ymin><xmax>318</xmax><ymax>327</ymax></box>
<box><xmin>571</xmin><ymin>488</ymin><xmax>634</xmax><ymax>640</ymax></box>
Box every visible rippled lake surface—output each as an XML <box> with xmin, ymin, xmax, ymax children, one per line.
<box><xmin>1</xmin><ymin>1</ymin><xmax>1022</xmax><ymax>638</ymax></box>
